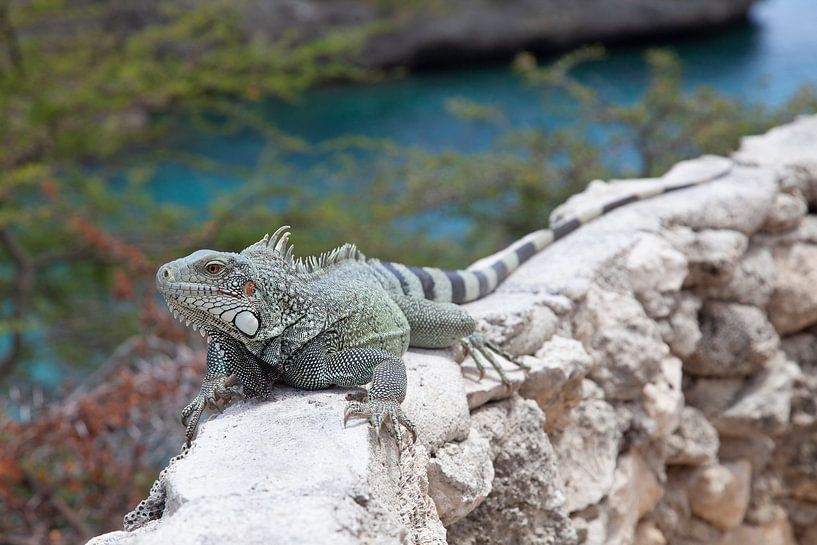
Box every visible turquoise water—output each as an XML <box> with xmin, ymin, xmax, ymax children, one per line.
<box><xmin>151</xmin><ymin>0</ymin><xmax>817</xmax><ymax>197</ymax></box>
<box><xmin>17</xmin><ymin>0</ymin><xmax>817</xmax><ymax>386</ymax></box>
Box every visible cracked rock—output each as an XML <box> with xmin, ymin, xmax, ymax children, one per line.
<box><xmin>665</xmin><ymin>227</ymin><xmax>749</xmax><ymax>288</ymax></box>
<box><xmin>553</xmin><ymin>398</ymin><xmax>624</xmax><ymax>513</ymax></box>
<box><xmin>768</xmin><ymin>242</ymin><xmax>817</xmax><ymax>335</ymax></box>
<box><xmin>574</xmin><ymin>285</ymin><xmax>668</xmax><ymax>400</ymax></box>
<box><xmin>665</xmin><ymin>407</ymin><xmax>719</xmax><ymax>466</ymax></box>
<box><xmin>606</xmin><ymin>449</ymin><xmax>664</xmax><ymax>545</ymax></box>
<box><xmin>687</xmin><ymin>460</ymin><xmax>752</xmax><ymax>530</ymax></box>
<box><xmin>426</xmin><ymin>432</ymin><xmax>494</xmax><ymax>526</ymax></box>
<box><xmin>762</xmin><ymin>190</ymin><xmax>808</xmax><ymax>233</ymax></box>
<box><xmin>448</xmin><ymin>397</ymin><xmax>576</xmax><ymax>545</ymax></box>
<box><xmin>520</xmin><ymin>335</ymin><xmax>593</xmax><ymax>432</ymax></box>
<box><xmin>696</xmin><ymin>245</ymin><xmax>777</xmax><ymax>308</ymax></box>
<box><xmin>660</xmin><ymin>293</ymin><xmax>702</xmax><ymax>359</ymax></box>
<box><xmin>625</xmin><ymin>234</ymin><xmax>688</xmax><ymax>319</ymax></box>
<box><xmin>714</xmin><ymin>354</ymin><xmax>799</xmax><ymax>438</ymax></box>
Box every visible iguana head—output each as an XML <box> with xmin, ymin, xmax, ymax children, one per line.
<box><xmin>155</xmin><ymin>227</ymin><xmax>300</xmax><ymax>345</ymax></box>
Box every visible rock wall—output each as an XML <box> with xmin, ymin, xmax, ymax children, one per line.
<box><xmin>88</xmin><ymin>115</ymin><xmax>817</xmax><ymax>545</ymax></box>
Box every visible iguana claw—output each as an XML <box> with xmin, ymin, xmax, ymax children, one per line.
<box><xmin>461</xmin><ymin>332</ymin><xmax>528</xmax><ymax>386</ymax></box>
<box><xmin>344</xmin><ymin>399</ymin><xmax>417</xmax><ymax>448</ymax></box>
<box><xmin>180</xmin><ymin>373</ymin><xmax>245</xmax><ymax>444</ymax></box>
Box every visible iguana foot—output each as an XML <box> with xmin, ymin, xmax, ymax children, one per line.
<box><xmin>461</xmin><ymin>331</ymin><xmax>529</xmax><ymax>386</ymax></box>
<box><xmin>344</xmin><ymin>399</ymin><xmax>417</xmax><ymax>448</ymax></box>
<box><xmin>181</xmin><ymin>374</ymin><xmax>245</xmax><ymax>444</ymax></box>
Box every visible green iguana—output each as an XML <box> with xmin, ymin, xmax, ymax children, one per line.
<box><xmin>123</xmin><ymin>162</ymin><xmax>732</xmax><ymax>530</ymax></box>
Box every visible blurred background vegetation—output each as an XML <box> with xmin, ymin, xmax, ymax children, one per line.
<box><xmin>0</xmin><ymin>0</ymin><xmax>815</xmax><ymax>542</ymax></box>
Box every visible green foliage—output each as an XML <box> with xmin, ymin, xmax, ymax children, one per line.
<box><xmin>515</xmin><ymin>46</ymin><xmax>817</xmax><ymax>176</ymax></box>
<box><xmin>0</xmin><ymin>0</ymin><xmax>375</xmax><ymax>383</ymax></box>
<box><xmin>1</xmin><ymin>0</ymin><xmax>816</xmax><ymax>390</ymax></box>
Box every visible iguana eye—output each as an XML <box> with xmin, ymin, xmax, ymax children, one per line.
<box><xmin>205</xmin><ymin>261</ymin><xmax>225</xmax><ymax>275</ymax></box>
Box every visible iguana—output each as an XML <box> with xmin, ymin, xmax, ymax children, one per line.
<box><xmin>123</xmin><ymin>162</ymin><xmax>732</xmax><ymax>530</ymax></box>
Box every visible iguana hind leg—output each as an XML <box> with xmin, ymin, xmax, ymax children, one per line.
<box><xmin>284</xmin><ymin>339</ymin><xmax>416</xmax><ymax>446</ymax></box>
<box><xmin>392</xmin><ymin>294</ymin><xmax>527</xmax><ymax>384</ymax></box>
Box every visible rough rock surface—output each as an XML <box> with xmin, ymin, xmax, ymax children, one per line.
<box><xmin>685</xmin><ymin>302</ymin><xmax>778</xmax><ymax>377</ymax></box>
<box><xmin>767</xmin><ymin>243</ymin><xmax>817</xmax><ymax>334</ymax></box>
<box><xmin>447</xmin><ymin>397</ymin><xmax>576</xmax><ymax>545</ymax></box>
<box><xmin>88</xmin><ymin>117</ymin><xmax>817</xmax><ymax>545</ymax></box>
<box><xmin>665</xmin><ymin>407</ymin><xmax>720</xmax><ymax>466</ymax></box>
<box><xmin>426</xmin><ymin>432</ymin><xmax>493</xmax><ymax>526</ymax></box>
<box><xmin>687</xmin><ymin>461</ymin><xmax>752</xmax><ymax>529</ymax></box>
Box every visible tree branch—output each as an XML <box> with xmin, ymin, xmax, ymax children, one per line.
<box><xmin>0</xmin><ymin>0</ymin><xmax>23</xmax><ymax>75</ymax></box>
<box><xmin>0</xmin><ymin>228</ymin><xmax>33</xmax><ymax>382</ymax></box>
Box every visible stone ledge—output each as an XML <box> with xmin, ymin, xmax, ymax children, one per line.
<box><xmin>89</xmin><ymin>115</ymin><xmax>817</xmax><ymax>545</ymax></box>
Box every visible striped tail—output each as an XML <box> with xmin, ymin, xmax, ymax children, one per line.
<box><xmin>369</xmin><ymin>163</ymin><xmax>732</xmax><ymax>304</ymax></box>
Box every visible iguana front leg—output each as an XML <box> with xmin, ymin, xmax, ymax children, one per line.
<box><xmin>284</xmin><ymin>339</ymin><xmax>416</xmax><ymax>446</ymax></box>
<box><xmin>181</xmin><ymin>331</ymin><xmax>273</xmax><ymax>444</ymax></box>
<box><xmin>392</xmin><ymin>294</ymin><xmax>528</xmax><ymax>384</ymax></box>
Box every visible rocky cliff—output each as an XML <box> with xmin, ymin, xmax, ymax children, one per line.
<box><xmin>89</xmin><ymin>115</ymin><xmax>817</xmax><ymax>545</ymax></box>
<box><xmin>236</xmin><ymin>0</ymin><xmax>758</xmax><ymax>67</ymax></box>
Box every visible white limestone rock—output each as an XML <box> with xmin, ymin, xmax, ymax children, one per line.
<box><xmin>447</xmin><ymin>397</ymin><xmax>576</xmax><ymax>545</ymax></box>
<box><xmin>696</xmin><ymin>244</ymin><xmax>777</xmax><ymax>308</ymax></box>
<box><xmin>665</xmin><ymin>406</ymin><xmax>720</xmax><ymax>467</ymax></box>
<box><xmin>88</xmin><ymin>390</ymin><xmax>418</xmax><ymax>545</ymax></box>
<box><xmin>767</xmin><ymin>242</ymin><xmax>817</xmax><ymax>335</ymax></box>
<box><xmin>426</xmin><ymin>432</ymin><xmax>494</xmax><ymax>526</ymax></box>
<box><xmin>736</xmin><ymin>115</ymin><xmax>817</xmax><ymax>205</ymax></box>
<box><xmin>553</xmin><ymin>398</ymin><xmax>624</xmax><ymax>513</ymax></box>
<box><xmin>762</xmin><ymin>191</ymin><xmax>808</xmax><ymax>234</ymax></box>
<box><xmin>684</xmin><ymin>302</ymin><xmax>779</xmax><ymax>377</ymax></box>
<box><xmin>403</xmin><ymin>350</ymin><xmax>471</xmax><ymax>452</ymax></box>
<box><xmin>605</xmin><ymin>449</ymin><xmax>665</xmax><ymax>545</ymax></box>
<box><xmin>464</xmin><ymin>293</ymin><xmax>560</xmax><ymax>356</ymax></box>
<box><xmin>665</xmin><ymin>227</ymin><xmax>749</xmax><ymax>288</ymax></box>
<box><xmin>460</xmin><ymin>333</ymin><xmax>591</xmax><ymax>415</ymax></box>
<box><xmin>659</xmin><ymin>292</ymin><xmax>703</xmax><ymax>358</ymax></box>
<box><xmin>625</xmin><ymin>234</ymin><xmax>689</xmax><ymax>319</ymax></box>
<box><xmin>574</xmin><ymin>284</ymin><xmax>669</xmax><ymax>400</ymax></box>
<box><xmin>642</xmin><ymin>357</ymin><xmax>684</xmax><ymax>439</ymax></box>
<box><xmin>459</xmin><ymin>353</ymin><xmax>530</xmax><ymax>410</ymax></box>
<box><xmin>520</xmin><ymin>335</ymin><xmax>593</xmax><ymax>432</ymax></box>
<box><xmin>659</xmin><ymin>162</ymin><xmax>777</xmax><ymax>235</ymax></box>
<box><xmin>687</xmin><ymin>460</ymin><xmax>752</xmax><ymax>530</ymax></box>
<box><xmin>714</xmin><ymin>354</ymin><xmax>799</xmax><ymax>438</ymax></box>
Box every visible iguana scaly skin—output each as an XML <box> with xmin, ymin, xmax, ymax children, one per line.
<box><xmin>124</xmin><ymin>162</ymin><xmax>732</xmax><ymax>530</ymax></box>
